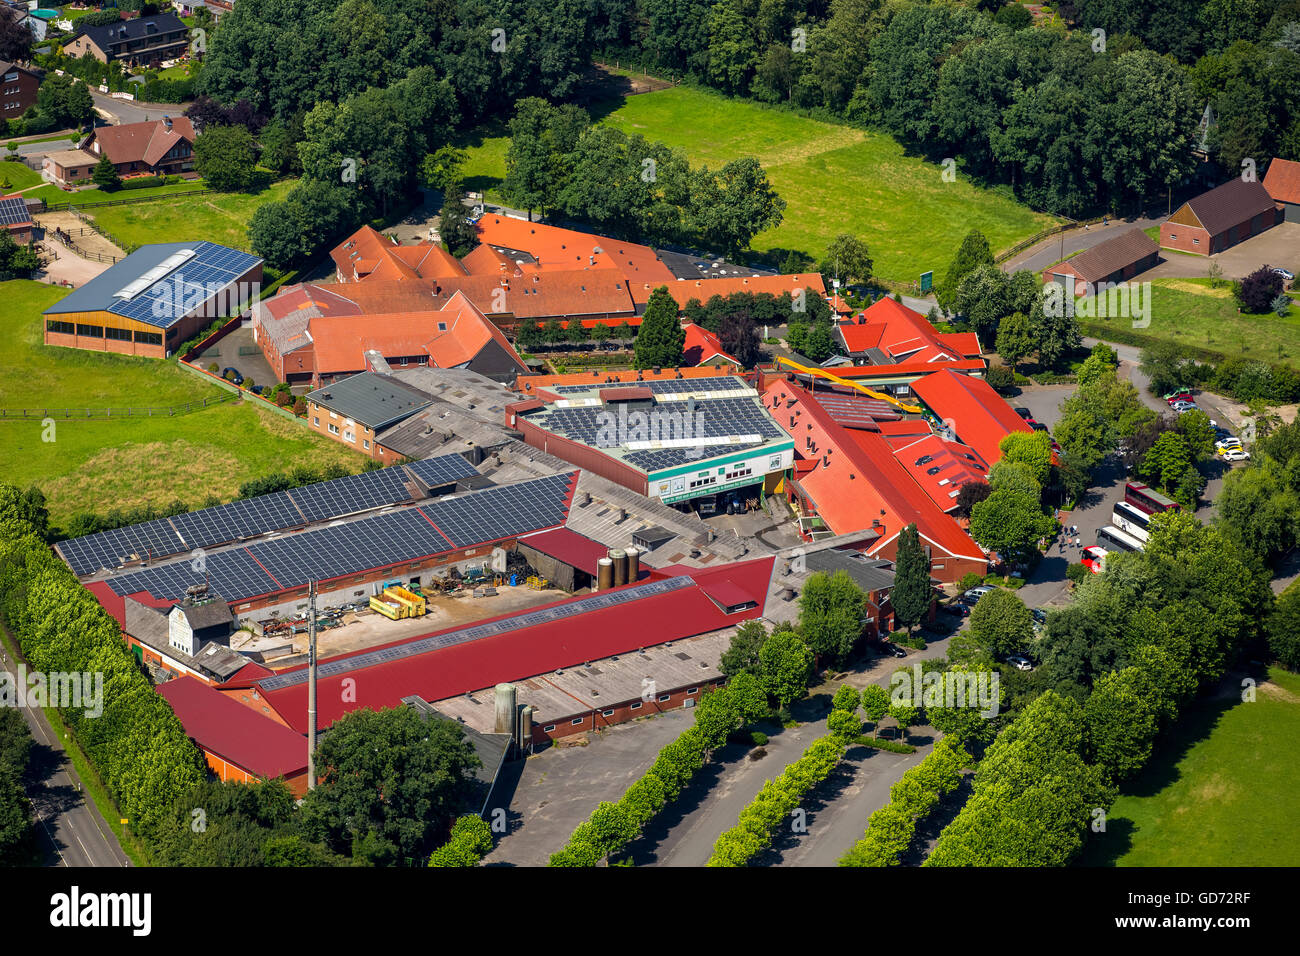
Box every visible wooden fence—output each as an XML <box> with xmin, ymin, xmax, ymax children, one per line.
<box><xmin>0</xmin><ymin>395</ymin><xmax>234</xmax><ymax>420</ymax></box>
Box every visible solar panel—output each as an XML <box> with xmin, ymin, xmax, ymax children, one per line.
<box><xmin>404</xmin><ymin>453</ymin><xmax>478</xmax><ymax>488</ymax></box>
<box><xmin>258</xmin><ymin>575</ymin><xmax>692</xmax><ymax>691</ymax></box>
<box><xmin>287</xmin><ymin>467</ymin><xmax>413</xmax><ymax>523</ymax></box>
<box><xmin>101</xmin><ymin>473</ymin><xmax>576</xmax><ymax>604</ymax></box>
<box><xmin>170</xmin><ymin>491</ymin><xmax>304</xmax><ymax>550</ymax></box>
<box><xmin>0</xmin><ymin>197</ymin><xmax>31</xmax><ymax>226</ymax></box>
<box><xmin>58</xmin><ymin>518</ymin><xmax>186</xmax><ymax>576</ymax></box>
<box><xmin>108</xmin><ymin>241</ymin><xmax>262</xmax><ymax>328</ymax></box>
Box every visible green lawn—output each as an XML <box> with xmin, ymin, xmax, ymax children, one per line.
<box><xmin>1082</xmin><ymin>667</ymin><xmax>1300</xmax><ymax>866</ymax></box>
<box><xmin>0</xmin><ymin>280</ymin><xmax>367</xmax><ymax>527</ymax></box>
<box><xmin>0</xmin><ymin>161</ymin><xmax>43</xmax><ymax>191</ymax></box>
<box><xmin>460</xmin><ymin>85</ymin><xmax>1058</xmax><ymax>281</ymax></box>
<box><xmin>1081</xmin><ymin>276</ymin><xmax>1300</xmax><ymax>366</ymax></box>
<box><xmin>87</xmin><ymin>180</ymin><xmax>296</xmax><ymax>252</ymax></box>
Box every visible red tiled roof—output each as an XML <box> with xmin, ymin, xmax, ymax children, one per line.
<box><xmin>682</xmin><ymin>323</ymin><xmax>740</xmax><ymax>367</ymax></box>
<box><xmin>89</xmin><ymin>116</ymin><xmax>194</xmax><ymax>167</ymax></box>
<box><xmin>763</xmin><ymin>380</ymin><xmax>985</xmax><ymax>562</ymax></box>
<box><xmin>890</xmin><ymin>433</ymin><xmax>989</xmax><ymax>513</ymax></box>
<box><xmin>837</xmin><ymin>297</ymin><xmax>970</xmax><ymax>363</ymax></box>
<box><xmin>1263</xmin><ymin>157</ymin><xmax>1300</xmax><ymax>206</ymax></box>
<box><xmin>909</xmin><ymin>368</ymin><xmax>1034</xmax><ymax>465</ymax></box>
<box><xmin>330</xmin><ymin>225</ymin><xmax>467</xmax><ymax>282</ymax></box>
<box><xmin>157</xmin><ymin>676</ymin><xmax>307</xmax><ymax>780</ymax></box>
<box><xmin>254</xmin><ymin>557</ymin><xmax>775</xmax><ymax>734</ymax></box>
<box><xmin>516</xmin><ymin>366</ymin><xmax>737</xmax><ymax>394</ymax></box>
<box><xmin>475</xmin><ymin>216</ymin><xmax>677</xmax><ymax>286</ymax></box>
<box><xmin>648</xmin><ymin>273</ymin><xmax>826</xmax><ymax>309</ymax></box>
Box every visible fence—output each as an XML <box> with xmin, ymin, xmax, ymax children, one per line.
<box><xmin>41</xmin><ymin>188</ymin><xmax>210</xmax><ymax>214</ymax></box>
<box><xmin>0</xmin><ymin>395</ymin><xmax>234</xmax><ymax>420</ymax></box>
<box><xmin>45</xmin><ymin>224</ymin><xmax>120</xmax><ymax>264</ymax></box>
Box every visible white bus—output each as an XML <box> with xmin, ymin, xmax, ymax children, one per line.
<box><xmin>1097</xmin><ymin>524</ymin><xmax>1145</xmax><ymax>553</ymax></box>
<box><xmin>1112</xmin><ymin>501</ymin><xmax>1151</xmax><ymax>541</ymax></box>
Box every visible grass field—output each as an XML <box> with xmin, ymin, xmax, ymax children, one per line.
<box><xmin>87</xmin><ymin>179</ymin><xmax>296</xmax><ymax>252</ymax></box>
<box><xmin>460</xmin><ymin>85</ymin><xmax>1058</xmax><ymax>281</ymax></box>
<box><xmin>1081</xmin><ymin>276</ymin><xmax>1300</xmax><ymax>366</ymax></box>
<box><xmin>0</xmin><ymin>161</ymin><xmax>43</xmax><ymax>191</ymax></box>
<box><xmin>1082</xmin><ymin>667</ymin><xmax>1300</xmax><ymax>866</ymax></box>
<box><xmin>0</xmin><ymin>280</ymin><xmax>367</xmax><ymax>527</ymax></box>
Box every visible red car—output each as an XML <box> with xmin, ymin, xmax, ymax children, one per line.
<box><xmin>1165</xmin><ymin>392</ymin><xmax>1194</xmax><ymax>405</ymax></box>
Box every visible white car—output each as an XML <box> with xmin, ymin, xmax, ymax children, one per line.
<box><xmin>1222</xmin><ymin>449</ymin><xmax>1250</xmax><ymax>462</ymax></box>
<box><xmin>1216</xmin><ymin>438</ymin><xmax>1242</xmax><ymax>450</ymax></box>
<box><xmin>1171</xmin><ymin>401</ymin><xmax>1197</xmax><ymax>412</ymax></box>
<box><xmin>1006</xmin><ymin>654</ymin><xmax>1034</xmax><ymax>671</ymax></box>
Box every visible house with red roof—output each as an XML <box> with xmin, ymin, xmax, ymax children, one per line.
<box><xmin>682</xmin><ymin>323</ymin><xmax>741</xmax><ymax>368</ymax></box>
<box><xmin>909</xmin><ymin>368</ymin><xmax>1034</xmax><ymax>466</ymax></box>
<box><xmin>836</xmin><ymin>297</ymin><xmax>981</xmax><ymax>366</ymax></box>
<box><xmin>332</xmin><ymin>225</ymin><xmax>468</xmax><ymax>282</ymax></box>
<box><xmin>157</xmin><ymin>676</ymin><xmax>310</xmax><ymax>795</ymax></box>
<box><xmin>762</xmin><ymin>378</ymin><xmax>987</xmax><ymax>583</ymax></box>
<box><xmin>74</xmin><ymin>115</ymin><xmax>196</xmax><ymax>180</ymax></box>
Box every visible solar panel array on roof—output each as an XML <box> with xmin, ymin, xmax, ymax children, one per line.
<box><xmin>404</xmin><ymin>454</ymin><xmax>478</xmax><ymax>488</ymax></box>
<box><xmin>288</xmin><ymin>467</ymin><xmax>412</xmax><ymax>523</ymax></box>
<box><xmin>103</xmin><ymin>473</ymin><xmax>574</xmax><ymax>604</ymax></box>
<box><xmin>258</xmin><ymin>575</ymin><xmax>692</xmax><ymax>691</ymax></box>
<box><xmin>57</xmin><ymin>517</ymin><xmax>186</xmax><ymax>577</ymax></box>
<box><xmin>108</xmin><ymin>242</ymin><xmax>262</xmax><ymax>328</ymax></box>
<box><xmin>58</xmin><ymin>454</ymin><xmax>475</xmax><ymax>575</ymax></box>
<box><xmin>0</xmin><ymin>197</ymin><xmax>32</xmax><ymax>226</ymax></box>
<box><xmin>550</xmin><ymin>377</ymin><xmax>751</xmax><ymax>397</ymax></box>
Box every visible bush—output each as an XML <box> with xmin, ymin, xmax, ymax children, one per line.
<box><xmin>1066</xmin><ymin>562</ymin><xmax>1090</xmax><ymax>585</ymax></box>
<box><xmin>749</xmin><ymin>731</ymin><xmax>768</xmax><ymax>746</ymax></box>
<box><xmin>427</xmin><ymin>814</ymin><xmax>493</xmax><ymax>867</ymax></box>
<box><xmin>957</xmin><ymin>572</ymin><xmax>984</xmax><ymax>592</ymax></box>
<box><xmin>855</xmin><ymin>736</ymin><xmax>916</xmax><ymax>753</ymax></box>
<box><xmin>119</xmin><ymin>175</ymin><xmax>166</xmax><ymax>191</ymax></box>
<box><xmin>292</xmin><ymin>397</ymin><xmax>307</xmax><ymax>416</ymax></box>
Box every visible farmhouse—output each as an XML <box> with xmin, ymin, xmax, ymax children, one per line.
<box><xmin>82</xmin><ymin>115</ymin><xmax>196</xmax><ymax>178</ymax></box>
<box><xmin>42</xmin><ymin>240</ymin><xmax>263</xmax><ymax>358</ymax></box>
<box><xmin>1262</xmin><ymin>157</ymin><xmax>1300</xmax><ymax>223</ymax></box>
<box><xmin>0</xmin><ymin>195</ymin><xmax>35</xmax><ymax>245</ymax></box>
<box><xmin>1159</xmin><ymin>178</ymin><xmax>1281</xmax><ymax>255</ymax></box>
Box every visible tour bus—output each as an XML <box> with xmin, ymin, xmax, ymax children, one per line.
<box><xmin>1112</xmin><ymin>500</ymin><xmax>1152</xmax><ymax>541</ymax></box>
<box><xmin>1124</xmin><ymin>481</ymin><xmax>1179</xmax><ymax>516</ymax></box>
<box><xmin>1097</xmin><ymin>524</ymin><xmax>1145</xmax><ymax>553</ymax></box>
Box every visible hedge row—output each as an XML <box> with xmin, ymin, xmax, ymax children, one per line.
<box><xmin>427</xmin><ymin>814</ymin><xmax>494</xmax><ymax>867</ymax></box>
<box><xmin>0</xmin><ymin>487</ymin><xmax>206</xmax><ymax>831</ymax></box>
<box><xmin>548</xmin><ymin>676</ymin><xmax>767</xmax><ymax>866</ymax></box>
<box><xmin>706</xmin><ymin>734</ymin><xmax>846</xmax><ymax>867</ymax></box>
<box><xmin>839</xmin><ymin>736</ymin><xmax>970</xmax><ymax>867</ymax></box>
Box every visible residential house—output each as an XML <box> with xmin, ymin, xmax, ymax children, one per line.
<box><xmin>0</xmin><ymin>59</ymin><xmax>40</xmax><ymax>121</ymax></box>
<box><xmin>65</xmin><ymin>13</ymin><xmax>189</xmax><ymax>67</ymax></box>
<box><xmin>81</xmin><ymin>115</ymin><xmax>196</xmax><ymax>179</ymax></box>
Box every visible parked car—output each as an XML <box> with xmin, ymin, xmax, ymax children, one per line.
<box><xmin>942</xmin><ymin>601</ymin><xmax>972</xmax><ymax>617</ymax></box>
<box><xmin>1215</xmin><ymin>437</ymin><xmax>1243</xmax><ymax>450</ymax></box>
<box><xmin>1030</xmin><ymin>608</ymin><xmax>1048</xmax><ymax>626</ymax></box>
<box><xmin>1031</xmin><ymin>421</ymin><xmax>1049</xmax><ymax>432</ymax></box>
<box><xmin>1014</xmin><ymin>407</ymin><xmax>1036</xmax><ymax>421</ymax></box>
<box><xmin>882</xmin><ymin>643</ymin><xmax>908</xmax><ymax>658</ymax></box>
<box><xmin>1006</xmin><ymin>654</ymin><xmax>1034</xmax><ymax>671</ymax></box>
<box><xmin>1051</xmin><ymin>440</ymin><xmax>1062</xmax><ymax>453</ymax></box>
<box><xmin>1171</xmin><ymin>401</ymin><xmax>1197</xmax><ymax>413</ymax></box>
<box><xmin>1221</xmin><ymin>448</ymin><xmax>1251</xmax><ymax>461</ymax></box>
<box><xmin>1214</xmin><ymin>426</ymin><xmax>1234</xmax><ymax>439</ymax></box>
<box><xmin>221</xmin><ymin>367</ymin><xmax>244</xmax><ymax>386</ymax></box>
<box><xmin>1273</xmin><ymin>267</ymin><xmax>1295</xmax><ymax>282</ymax></box>
<box><xmin>963</xmin><ymin>585</ymin><xmax>994</xmax><ymax>602</ymax></box>
<box><xmin>1163</xmin><ymin>390</ymin><xmax>1194</xmax><ymax>401</ymax></box>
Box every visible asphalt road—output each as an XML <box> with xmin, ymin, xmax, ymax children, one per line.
<box><xmin>1003</xmin><ymin>217</ymin><xmax>1166</xmax><ymax>275</ymax></box>
<box><xmin>2</xmin><ymin>647</ymin><xmax>131</xmax><ymax>868</ymax></box>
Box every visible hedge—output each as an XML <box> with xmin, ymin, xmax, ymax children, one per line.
<box><xmin>839</xmin><ymin>737</ymin><xmax>970</xmax><ymax>867</ymax></box>
<box><xmin>707</xmin><ymin>734</ymin><xmax>846</xmax><ymax>866</ymax></box>
<box><xmin>427</xmin><ymin>814</ymin><xmax>494</xmax><ymax>867</ymax></box>
<box><xmin>0</xmin><ymin>487</ymin><xmax>206</xmax><ymax>831</ymax></box>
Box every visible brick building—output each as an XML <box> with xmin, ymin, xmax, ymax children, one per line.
<box><xmin>65</xmin><ymin>13</ymin><xmax>189</xmax><ymax>66</ymax></box>
<box><xmin>1159</xmin><ymin>178</ymin><xmax>1281</xmax><ymax>255</ymax></box>
<box><xmin>0</xmin><ymin>60</ymin><xmax>40</xmax><ymax>120</ymax></box>
<box><xmin>1044</xmin><ymin>228</ymin><xmax>1160</xmax><ymax>296</ymax></box>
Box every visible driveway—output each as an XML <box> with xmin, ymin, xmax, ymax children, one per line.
<box><xmin>1002</xmin><ymin>216</ymin><xmax>1165</xmax><ymax>275</ymax></box>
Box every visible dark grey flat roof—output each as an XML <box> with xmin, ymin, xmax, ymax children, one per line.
<box><xmin>805</xmin><ymin>549</ymin><xmax>896</xmax><ymax>594</ymax></box>
<box><xmin>306</xmin><ymin>371</ymin><xmax>434</xmax><ymax>428</ymax></box>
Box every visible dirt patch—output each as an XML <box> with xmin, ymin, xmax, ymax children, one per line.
<box><xmin>1162</xmin><ymin>279</ymin><xmax>1232</xmax><ymax>298</ymax></box>
<box><xmin>1258</xmin><ymin>680</ymin><xmax>1300</xmax><ymax>705</ymax></box>
<box><xmin>36</xmin><ymin>211</ymin><xmax>125</xmax><ymax>261</ymax></box>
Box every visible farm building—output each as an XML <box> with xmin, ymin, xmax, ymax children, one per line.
<box><xmin>506</xmin><ymin>374</ymin><xmax>794</xmax><ymax>514</ymax></box>
<box><xmin>681</xmin><ymin>323</ymin><xmax>742</xmax><ymax>368</ymax></box>
<box><xmin>836</xmin><ymin>297</ymin><xmax>981</xmax><ymax>366</ymax></box>
<box><xmin>1044</xmin><ymin>228</ymin><xmax>1160</xmax><ymax>296</ymax></box>
<box><xmin>908</xmin><ymin>368</ymin><xmax>1036</xmax><ymax>467</ymax></box>
<box><xmin>1263</xmin><ymin>157</ymin><xmax>1300</xmax><ymax>223</ymax></box>
<box><xmin>0</xmin><ymin>195</ymin><xmax>35</xmax><ymax>245</ymax></box>
<box><xmin>1159</xmin><ymin>178</ymin><xmax>1281</xmax><ymax>255</ymax></box>
<box><xmin>42</xmin><ymin>241</ymin><xmax>263</xmax><ymax>358</ymax></box>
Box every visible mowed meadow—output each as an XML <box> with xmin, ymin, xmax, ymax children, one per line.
<box><xmin>460</xmin><ymin>84</ymin><xmax>1058</xmax><ymax>282</ymax></box>
<box><xmin>0</xmin><ymin>280</ymin><xmax>367</xmax><ymax>529</ymax></box>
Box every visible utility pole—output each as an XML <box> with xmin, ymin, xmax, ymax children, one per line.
<box><xmin>307</xmin><ymin>580</ymin><xmax>317</xmax><ymax>790</ymax></box>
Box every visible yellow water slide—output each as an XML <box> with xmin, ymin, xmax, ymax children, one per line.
<box><xmin>774</xmin><ymin>356</ymin><xmax>925</xmax><ymax>414</ymax></box>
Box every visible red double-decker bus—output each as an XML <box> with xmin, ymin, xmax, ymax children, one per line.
<box><xmin>1124</xmin><ymin>481</ymin><xmax>1180</xmax><ymax>516</ymax></box>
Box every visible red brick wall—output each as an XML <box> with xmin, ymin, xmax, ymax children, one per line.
<box><xmin>43</xmin><ymin>328</ymin><xmax>167</xmax><ymax>359</ymax></box>
<box><xmin>532</xmin><ymin>680</ymin><xmax>724</xmax><ymax>743</ymax></box>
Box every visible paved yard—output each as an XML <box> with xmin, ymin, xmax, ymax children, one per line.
<box><xmin>1141</xmin><ymin>222</ymin><xmax>1300</xmax><ymax>282</ymax></box>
